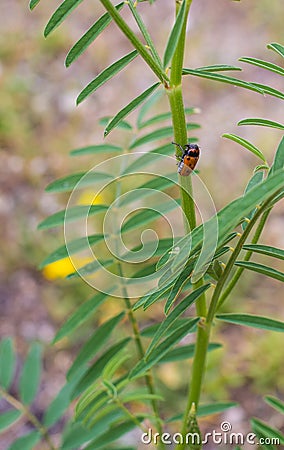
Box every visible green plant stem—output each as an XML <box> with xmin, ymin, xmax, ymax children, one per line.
<box><xmin>99</xmin><ymin>0</ymin><xmax>169</xmax><ymax>84</ymax></box>
<box><xmin>0</xmin><ymin>387</ymin><xmax>55</xmax><ymax>450</ymax></box>
<box><xmin>217</xmin><ymin>207</ymin><xmax>271</xmax><ymax>308</ymax></box>
<box><xmin>127</xmin><ymin>0</ymin><xmax>163</xmax><ymax>68</ymax></box>
<box><xmin>176</xmin><ymin>196</ymin><xmax>278</xmax><ymax>450</ymax></box>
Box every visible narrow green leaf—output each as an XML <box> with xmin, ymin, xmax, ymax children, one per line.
<box><xmin>67</xmin><ymin>258</ymin><xmax>114</xmax><ymax>279</ymax></box>
<box><xmin>65</xmin><ymin>3</ymin><xmax>124</xmax><ymax>67</ymax></box>
<box><xmin>53</xmin><ymin>291</ymin><xmax>109</xmax><ymax>343</ymax></box>
<box><xmin>267</xmin><ymin>42</ymin><xmax>284</xmax><ymax>58</ymax></box>
<box><xmin>265</xmin><ymin>395</ymin><xmax>284</xmax><ymax>414</ymax></box>
<box><xmin>242</xmin><ymin>244</ymin><xmax>284</xmax><ymax>261</ymax></box>
<box><xmin>0</xmin><ymin>338</ymin><xmax>15</xmax><ymax>390</ymax></box>
<box><xmin>133</xmin><ymin>284</ymin><xmax>171</xmax><ymax>311</ymax></box>
<box><xmin>67</xmin><ymin>312</ymin><xmax>125</xmax><ymax>379</ymax></box>
<box><xmin>44</xmin><ymin>0</ymin><xmax>84</xmax><ymax>37</ymax></box>
<box><xmin>198</xmin><ymin>401</ymin><xmax>237</xmax><ymax>417</ymax></box>
<box><xmin>19</xmin><ymin>343</ymin><xmax>42</xmax><ymax>405</ymax></box>
<box><xmin>84</xmin><ymin>419</ymin><xmax>143</xmax><ymax>450</ymax></box>
<box><xmin>222</xmin><ymin>133</ymin><xmax>266</xmax><ymax>162</ymax></box>
<box><xmin>104</xmin><ymin>83</ymin><xmax>160</xmax><ymax>136</ymax></box>
<box><xmin>77</xmin><ymin>50</ymin><xmax>138</xmax><ymax>105</ymax></box>
<box><xmin>250</xmin><ymin>82</ymin><xmax>284</xmax><ymax>101</ymax></box>
<box><xmin>138</xmin><ymin>107</ymin><xmax>198</xmax><ymax>129</ymax></box>
<box><xmin>43</xmin><ymin>378</ymin><xmax>79</xmax><ymax>427</ymax></box>
<box><xmin>99</xmin><ymin>117</ymin><xmax>133</xmax><ymax>130</ymax></box>
<box><xmin>130</xmin><ymin>319</ymin><xmax>199</xmax><ymax>379</ymax></box>
<box><xmin>136</xmin><ymin>90</ymin><xmax>164</xmax><ymax>128</ymax></box>
<box><xmin>122</xmin><ymin>143</ymin><xmax>173</xmax><ymax>174</ymax></box>
<box><xmin>239</xmin><ymin>57</ymin><xmax>284</xmax><ymax>77</ymax></box>
<box><xmin>251</xmin><ymin>418</ymin><xmax>284</xmax><ymax>444</ymax></box>
<box><xmin>72</xmin><ymin>338</ymin><xmax>131</xmax><ymax>397</ymax></box>
<box><xmin>38</xmin><ymin>204</ymin><xmax>108</xmax><ymax>230</ymax></box>
<box><xmin>29</xmin><ymin>0</ymin><xmax>41</xmax><ymax>10</ymax></box>
<box><xmin>164</xmin><ymin>262</ymin><xmax>196</xmax><ymax>313</ymax></box>
<box><xmin>61</xmin><ymin>409</ymin><xmax>124</xmax><ymax>450</ymax></box>
<box><xmin>0</xmin><ymin>410</ymin><xmax>22</xmax><ymax>432</ymax></box>
<box><xmin>119</xmin><ymin>176</ymin><xmax>176</xmax><ymax>208</ymax></box>
<box><xmin>70</xmin><ymin>144</ymin><xmax>123</xmax><ymax>157</ymax></box>
<box><xmin>234</xmin><ymin>261</ymin><xmax>284</xmax><ymax>282</ymax></box>
<box><xmin>182</xmin><ymin>68</ymin><xmax>264</xmax><ymax>94</ymax></box>
<box><xmin>270</xmin><ymin>136</ymin><xmax>284</xmax><ymax>175</ymax></box>
<box><xmin>216</xmin><ymin>313</ymin><xmax>284</xmax><ymax>332</ymax></box>
<box><xmin>242</xmin><ymin>170</ymin><xmax>264</xmax><ymax>230</ymax></box>
<box><xmin>121</xmin><ymin>199</ymin><xmax>180</xmax><ymax>234</ymax></box>
<box><xmin>238</xmin><ymin>118</ymin><xmax>284</xmax><ymax>130</ymax></box>
<box><xmin>145</xmin><ymin>284</ymin><xmax>210</xmax><ymax>356</ymax></box>
<box><xmin>141</xmin><ymin>318</ymin><xmax>190</xmax><ymax>338</ymax></box>
<box><xmin>129</xmin><ymin>123</ymin><xmax>200</xmax><ymax>149</ymax></box>
<box><xmin>195</xmin><ymin>64</ymin><xmax>242</xmax><ymax>72</ymax></box>
<box><xmin>39</xmin><ymin>234</ymin><xmax>105</xmax><ymax>269</ymax></box>
<box><xmin>127</xmin><ymin>0</ymin><xmax>162</xmax><ymax>68</ymax></box>
<box><xmin>159</xmin><ymin>342</ymin><xmax>221</xmax><ymax>363</ymax></box>
<box><xmin>45</xmin><ymin>172</ymin><xmax>113</xmax><ymax>193</ymax></box>
<box><xmin>163</xmin><ymin>0</ymin><xmax>187</xmax><ymax>68</ymax></box>
<box><xmin>8</xmin><ymin>432</ymin><xmax>41</xmax><ymax>450</ymax></box>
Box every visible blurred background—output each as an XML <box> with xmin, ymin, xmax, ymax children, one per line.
<box><xmin>0</xmin><ymin>0</ymin><xmax>283</xmax><ymax>448</ymax></box>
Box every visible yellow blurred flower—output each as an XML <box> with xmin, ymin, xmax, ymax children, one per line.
<box><xmin>42</xmin><ymin>256</ymin><xmax>93</xmax><ymax>280</ymax></box>
<box><xmin>78</xmin><ymin>190</ymin><xmax>105</xmax><ymax>206</ymax></box>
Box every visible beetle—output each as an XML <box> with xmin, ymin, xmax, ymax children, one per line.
<box><xmin>172</xmin><ymin>141</ymin><xmax>200</xmax><ymax>176</ymax></box>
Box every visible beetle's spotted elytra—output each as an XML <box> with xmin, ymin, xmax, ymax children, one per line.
<box><xmin>172</xmin><ymin>141</ymin><xmax>200</xmax><ymax>176</ymax></box>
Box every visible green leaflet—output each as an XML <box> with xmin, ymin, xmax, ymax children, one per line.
<box><xmin>251</xmin><ymin>418</ymin><xmax>284</xmax><ymax>445</ymax></box>
<box><xmin>39</xmin><ymin>234</ymin><xmax>105</xmax><ymax>269</ymax></box>
<box><xmin>267</xmin><ymin>42</ymin><xmax>284</xmax><ymax>58</ymax></box>
<box><xmin>130</xmin><ymin>319</ymin><xmax>199</xmax><ymax>379</ymax></box>
<box><xmin>216</xmin><ymin>313</ymin><xmax>284</xmax><ymax>332</ymax></box>
<box><xmin>104</xmin><ymin>82</ymin><xmax>160</xmax><ymax>136</ymax></box>
<box><xmin>168</xmin><ymin>402</ymin><xmax>237</xmax><ymax>422</ymax></box>
<box><xmin>129</xmin><ymin>123</ymin><xmax>200</xmax><ymax>149</ymax></box>
<box><xmin>72</xmin><ymin>338</ymin><xmax>131</xmax><ymax>397</ymax></box>
<box><xmin>53</xmin><ymin>291</ymin><xmax>109</xmax><ymax>343</ymax></box>
<box><xmin>29</xmin><ymin>0</ymin><xmax>41</xmax><ymax>10</ymax></box>
<box><xmin>163</xmin><ymin>0</ymin><xmax>187</xmax><ymax>68</ymax></box>
<box><xmin>159</xmin><ymin>342</ymin><xmax>221</xmax><ymax>363</ymax></box>
<box><xmin>19</xmin><ymin>343</ymin><xmax>42</xmax><ymax>405</ymax></box>
<box><xmin>242</xmin><ymin>244</ymin><xmax>284</xmax><ymax>261</ymax></box>
<box><xmin>195</xmin><ymin>64</ymin><xmax>242</xmax><ymax>72</ymax></box>
<box><xmin>265</xmin><ymin>395</ymin><xmax>284</xmax><ymax>414</ymax></box>
<box><xmin>239</xmin><ymin>56</ymin><xmax>284</xmax><ymax>77</ymax></box>
<box><xmin>241</xmin><ymin>170</ymin><xmax>264</xmax><ymax>230</ymax></box>
<box><xmin>44</xmin><ymin>0</ymin><xmax>84</xmax><ymax>37</ymax></box>
<box><xmin>67</xmin><ymin>312</ymin><xmax>125</xmax><ymax>379</ymax></box>
<box><xmin>222</xmin><ymin>133</ymin><xmax>266</xmax><ymax>162</ymax></box>
<box><xmin>8</xmin><ymin>431</ymin><xmax>41</xmax><ymax>450</ymax></box>
<box><xmin>145</xmin><ymin>284</ymin><xmax>210</xmax><ymax>357</ymax></box>
<box><xmin>65</xmin><ymin>3</ymin><xmax>124</xmax><ymax>67</ymax></box>
<box><xmin>45</xmin><ymin>171</ymin><xmax>113</xmax><ymax>193</ymax></box>
<box><xmin>0</xmin><ymin>410</ymin><xmax>22</xmax><ymax>432</ymax></box>
<box><xmin>238</xmin><ymin>118</ymin><xmax>284</xmax><ymax>130</ymax></box>
<box><xmin>70</xmin><ymin>144</ymin><xmax>123</xmax><ymax>157</ymax></box>
<box><xmin>138</xmin><ymin>107</ymin><xmax>198</xmax><ymax>129</ymax></box>
<box><xmin>0</xmin><ymin>338</ymin><xmax>15</xmax><ymax>390</ymax></box>
<box><xmin>38</xmin><ymin>205</ymin><xmax>108</xmax><ymax>230</ymax></box>
<box><xmin>182</xmin><ymin>68</ymin><xmax>264</xmax><ymax>94</ymax></box>
<box><xmin>77</xmin><ymin>50</ymin><xmax>138</xmax><ymax>105</ymax></box>
<box><xmin>234</xmin><ymin>261</ymin><xmax>284</xmax><ymax>282</ymax></box>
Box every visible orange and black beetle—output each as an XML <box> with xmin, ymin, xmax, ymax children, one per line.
<box><xmin>172</xmin><ymin>142</ymin><xmax>200</xmax><ymax>176</ymax></box>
